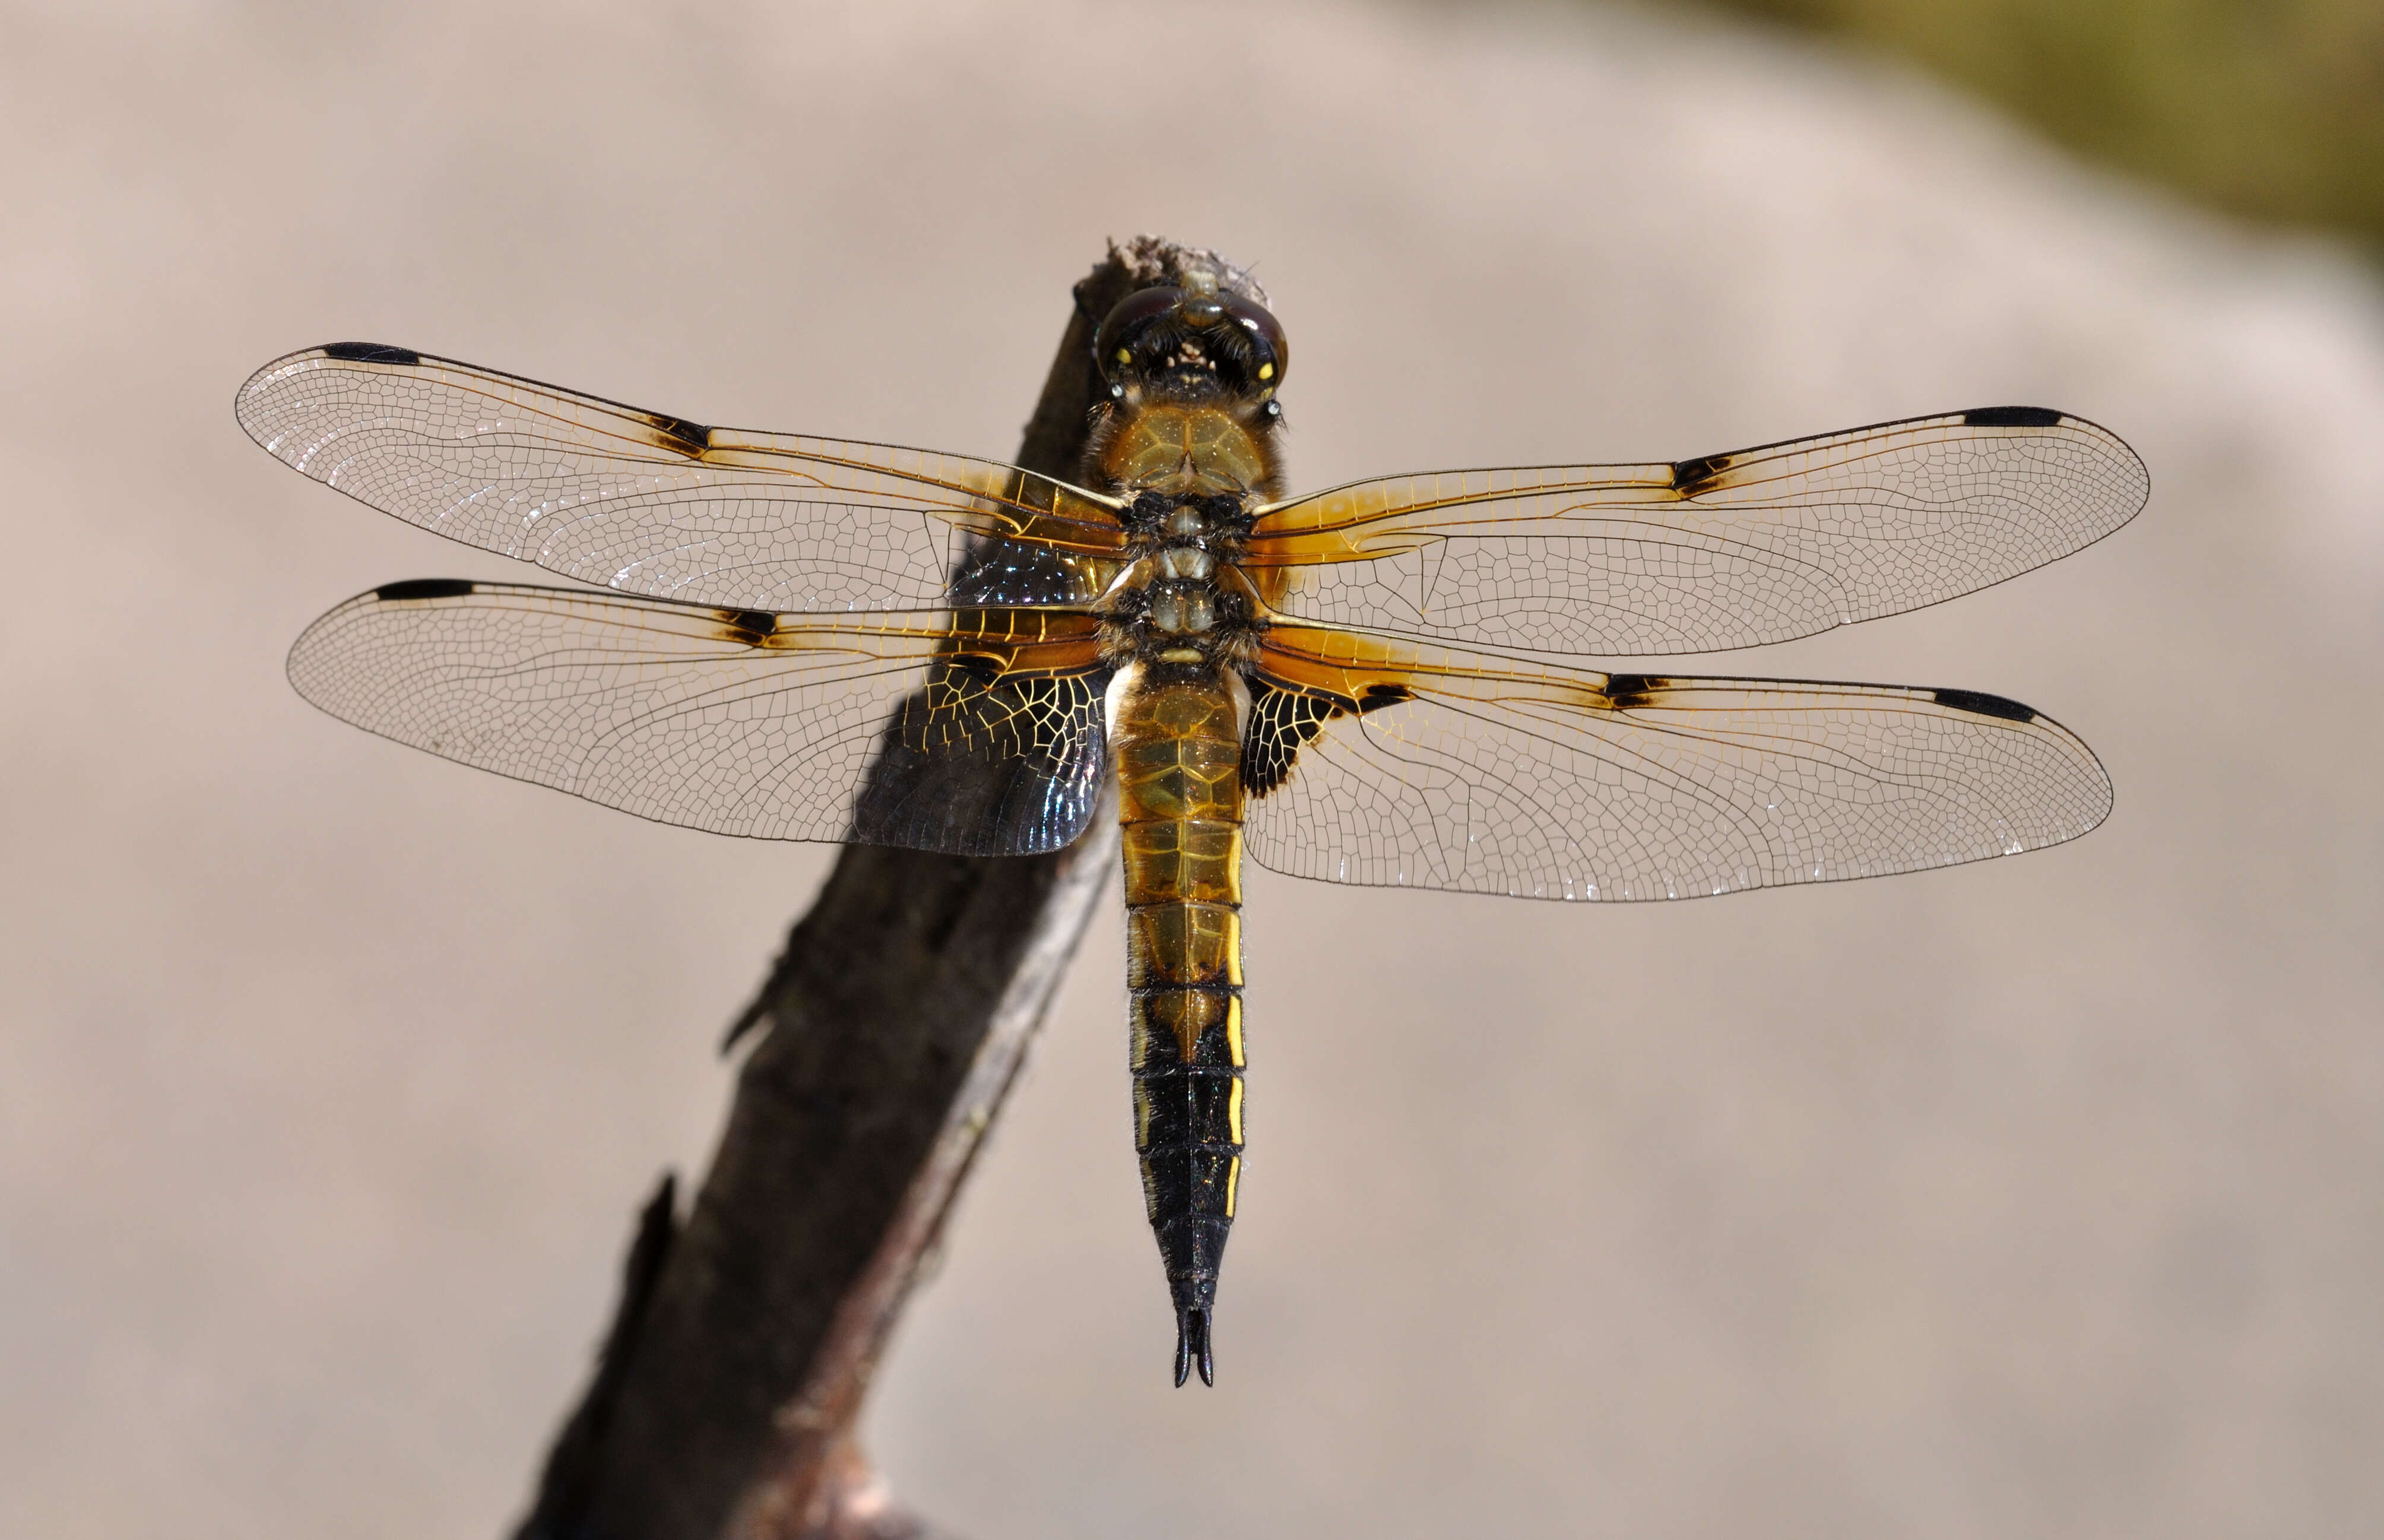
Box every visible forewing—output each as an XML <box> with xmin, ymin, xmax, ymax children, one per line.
<box><xmin>1241</xmin><ymin>624</ymin><xmax>2110</xmax><ymax>899</ymax></box>
<box><xmin>238</xmin><ymin>344</ymin><xmax>1127</xmax><ymax>612</ymax></box>
<box><xmin>288</xmin><ymin>581</ymin><xmax>1111</xmax><ymax>855</ymax></box>
<box><xmin>1246</xmin><ymin>408</ymin><xmax>2146</xmax><ymax>655</ymax></box>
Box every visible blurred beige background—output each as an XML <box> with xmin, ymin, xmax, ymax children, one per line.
<box><xmin>5</xmin><ymin>0</ymin><xmax>2381</xmax><ymax>1535</ymax></box>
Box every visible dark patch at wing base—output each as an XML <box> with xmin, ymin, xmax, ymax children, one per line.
<box><xmin>290</xmin><ymin>583</ymin><xmax>1112</xmax><ymax>854</ymax></box>
<box><xmin>1963</xmin><ymin>405</ymin><xmax>2065</xmax><ymax>428</ymax></box>
<box><xmin>1239</xmin><ymin>642</ymin><xmax>2113</xmax><ymax>901</ymax></box>
<box><xmin>319</xmin><ymin>341</ymin><xmax>423</xmax><ymax>365</ymax></box>
<box><xmin>849</xmin><ymin>667</ymin><xmax>1113</xmax><ymax>856</ymax></box>
<box><xmin>1932</xmin><ymin>687</ymin><xmax>2036</xmax><ymax>723</ymax></box>
<box><xmin>373</xmin><ymin>577</ymin><xmax>477</xmax><ymax>602</ymax></box>
<box><xmin>1242</xmin><ymin>677</ymin><xmax>1344</xmax><ymax>798</ymax></box>
<box><xmin>947</xmin><ymin>536</ymin><xmax>1101</xmax><ymax>606</ymax></box>
<box><xmin>1242</xmin><ymin>677</ymin><xmax>1411</xmax><ymax>797</ymax></box>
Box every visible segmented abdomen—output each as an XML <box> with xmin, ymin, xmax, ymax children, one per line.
<box><xmin>1109</xmin><ymin>663</ymin><xmax>1245</xmax><ymax>1384</ymax></box>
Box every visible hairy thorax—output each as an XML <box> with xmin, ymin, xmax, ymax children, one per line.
<box><xmin>1090</xmin><ymin>400</ymin><xmax>1279</xmax><ymax>675</ymax></box>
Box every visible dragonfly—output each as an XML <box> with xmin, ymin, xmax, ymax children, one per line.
<box><xmin>237</xmin><ymin>265</ymin><xmax>2145</xmax><ymax>1387</ymax></box>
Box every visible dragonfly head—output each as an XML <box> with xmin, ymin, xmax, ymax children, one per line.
<box><xmin>1095</xmin><ymin>272</ymin><xmax>1288</xmax><ymax>407</ymax></box>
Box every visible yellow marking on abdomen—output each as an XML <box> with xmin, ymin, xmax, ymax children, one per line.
<box><xmin>1110</xmin><ymin>661</ymin><xmax>1249</xmax><ymax>1300</ymax></box>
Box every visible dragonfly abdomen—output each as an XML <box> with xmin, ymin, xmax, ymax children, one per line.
<box><xmin>1109</xmin><ymin>661</ymin><xmax>1247</xmax><ymax>1388</ymax></box>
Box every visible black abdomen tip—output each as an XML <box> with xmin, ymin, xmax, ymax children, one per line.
<box><xmin>1174</xmin><ymin>1305</ymin><xmax>1215</xmax><ymax>1387</ymax></box>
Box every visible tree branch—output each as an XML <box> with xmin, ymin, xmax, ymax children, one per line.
<box><xmin>512</xmin><ymin>236</ymin><xmax>1256</xmax><ymax>1540</ymax></box>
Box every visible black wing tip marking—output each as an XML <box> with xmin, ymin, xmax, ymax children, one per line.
<box><xmin>1932</xmin><ymin>687</ymin><xmax>2037</xmax><ymax>723</ymax></box>
<box><xmin>305</xmin><ymin>343</ymin><xmax>711</xmax><ymax>456</ymax></box>
<box><xmin>318</xmin><ymin>341</ymin><xmax>423</xmax><ymax>366</ymax></box>
<box><xmin>1962</xmin><ymin>405</ymin><xmax>2066</xmax><ymax>429</ymax></box>
<box><xmin>372</xmin><ymin>577</ymin><xmax>477</xmax><ymax>603</ymax></box>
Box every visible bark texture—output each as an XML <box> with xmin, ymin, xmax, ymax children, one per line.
<box><xmin>512</xmin><ymin>237</ymin><xmax>1248</xmax><ymax>1540</ymax></box>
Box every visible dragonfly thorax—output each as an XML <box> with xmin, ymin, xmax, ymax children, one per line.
<box><xmin>1097</xmin><ymin>490</ymin><xmax>1263</xmax><ymax>667</ymax></box>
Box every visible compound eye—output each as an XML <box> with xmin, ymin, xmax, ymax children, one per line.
<box><xmin>1094</xmin><ymin>286</ymin><xmax>1186</xmax><ymax>381</ymax></box>
<box><xmin>1220</xmin><ymin>293</ymin><xmax>1288</xmax><ymax>386</ymax></box>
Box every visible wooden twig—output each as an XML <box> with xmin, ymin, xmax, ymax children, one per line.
<box><xmin>511</xmin><ymin>237</ymin><xmax>1254</xmax><ymax>1540</ymax></box>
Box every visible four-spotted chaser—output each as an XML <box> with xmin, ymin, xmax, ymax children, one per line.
<box><xmin>237</xmin><ymin>267</ymin><xmax>2146</xmax><ymax>1387</ymax></box>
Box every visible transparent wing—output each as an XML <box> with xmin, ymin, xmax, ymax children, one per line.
<box><xmin>238</xmin><ymin>344</ymin><xmax>1128</xmax><ymax>613</ymax></box>
<box><xmin>288</xmin><ymin>579</ymin><xmax>1112</xmax><ymax>854</ymax></box>
<box><xmin>1245</xmin><ymin>408</ymin><xmax>2147</xmax><ymax>656</ymax></box>
<box><xmin>1241</xmin><ymin>623</ymin><xmax>2110</xmax><ymax>900</ymax></box>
